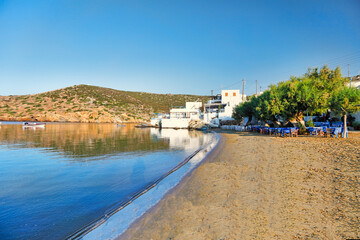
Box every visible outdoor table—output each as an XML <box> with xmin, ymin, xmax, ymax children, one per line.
<box><xmin>314</xmin><ymin>122</ymin><xmax>330</xmax><ymax>128</ymax></box>
<box><xmin>269</xmin><ymin>128</ymin><xmax>278</xmax><ymax>135</ymax></box>
<box><xmin>282</xmin><ymin>128</ymin><xmax>291</xmax><ymax>137</ymax></box>
<box><xmin>275</xmin><ymin>128</ymin><xmax>282</xmax><ymax>136</ymax></box>
<box><xmin>330</xmin><ymin>127</ymin><xmax>343</xmax><ymax>138</ymax></box>
<box><xmin>308</xmin><ymin>127</ymin><xmax>323</xmax><ymax>136</ymax></box>
<box><xmin>331</xmin><ymin>122</ymin><xmax>343</xmax><ymax>127</ymax></box>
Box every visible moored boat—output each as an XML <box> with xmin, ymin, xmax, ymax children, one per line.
<box><xmin>22</xmin><ymin>122</ymin><xmax>46</xmax><ymax>128</ymax></box>
<box><xmin>135</xmin><ymin>123</ymin><xmax>152</xmax><ymax>128</ymax></box>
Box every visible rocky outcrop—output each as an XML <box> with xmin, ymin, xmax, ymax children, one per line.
<box><xmin>188</xmin><ymin>119</ymin><xmax>207</xmax><ymax>129</ymax></box>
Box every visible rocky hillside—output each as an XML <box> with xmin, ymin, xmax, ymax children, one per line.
<box><xmin>0</xmin><ymin>85</ymin><xmax>211</xmax><ymax>123</ymax></box>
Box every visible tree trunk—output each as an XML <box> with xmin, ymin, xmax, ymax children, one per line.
<box><xmin>295</xmin><ymin>113</ymin><xmax>305</xmax><ymax>127</ymax></box>
<box><xmin>343</xmin><ymin>113</ymin><xmax>347</xmax><ymax>138</ymax></box>
<box><xmin>293</xmin><ymin>113</ymin><xmax>305</xmax><ymax>128</ymax></box>
<box><xmin>245</xmin><ymin>116</ymin><xmax>252</xmax><ymax>126</ymax></box>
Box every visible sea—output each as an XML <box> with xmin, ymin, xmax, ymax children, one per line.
<box><xmin>0</xmin><ymin>122</ymin><xmax>215</xmax><ymax>240</ymax></box>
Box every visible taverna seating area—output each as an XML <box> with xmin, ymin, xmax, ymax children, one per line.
<box><xmin>221</xmin><ymin>121</ymin><xmax>348</xmax><ymax>138</ymax></box>
<box><xmin>307</xmin><ymin>127</ymin><xmax>347</xmax><ymax>138</ymax></box>
<box><xmin>220</xmin><ymin>125</ymin><xmax>247</xmax><ymax>131</ymax></box>
<box><xmin>250</xmin><ymin>127</ymin><xmax>300</xmax><ymax>137</ymax></box>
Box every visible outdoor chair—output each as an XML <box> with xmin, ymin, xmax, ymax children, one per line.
<box><xmin>290</xmin><ymin>128</ymin><xmax>298</xmax><ymax>137</ymax></box>
<box><xmin>274</xmin><ymin>128</ymin><xmax>281</xmax><ymax>137</ymax></box>
<box><xmin>316</xmin><ymin>128</ymin><xmax>324</xmax><ymax>137</ymax></box>
<box><xmin>265</xmin><ymin>128</ymin><xmax>271</xmax><ymax>135</ymax></box>
<box><xmin>282</xmin><ymin>128</ymin><xmax>291</xmax><ymax>137</ymax></box>
<box><xmin>340</xmin><ymin>128</ymin><xmax>348</xmax><ymax>138</ymax></box>
<box><xmin>308</xmin><ymin>127</ymin><xmax>316</xmax><ymax>136</ymax></box>
<box><xmin>268</xmin><ymin>128</ymin><xmax>275</xmax><ymax>135</ymax></box>
<box><xmin>324</xmin><ymin>128</ymin><xmax>334</xmax><ymax>138</ymax></box>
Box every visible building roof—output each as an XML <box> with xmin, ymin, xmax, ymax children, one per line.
<box><xmin>170</xmin><ymin>108</ymin><xmax>199</xmax><ymax>113</ymax></box>
<box><xmin>352</xmin><ymin>75</ymin><xmax>360</xmax><ymax>82</ymax></box>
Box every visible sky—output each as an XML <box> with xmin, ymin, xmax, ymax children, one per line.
<box><xmin>0</xmin><ymin>0</ymin><xmax>360</xmax><ymax>96</ymax></box>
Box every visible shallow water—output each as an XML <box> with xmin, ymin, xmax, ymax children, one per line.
<box><xmin>0</xmin><ymin>123</ymin><xmax>210</xmax><ymax>240</ymax></box>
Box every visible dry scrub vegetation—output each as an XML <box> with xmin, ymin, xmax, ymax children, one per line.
<box><xmin>0</xmin><ymin>85</ymin><xmax>210</xmax><ymax>123</ymax></box>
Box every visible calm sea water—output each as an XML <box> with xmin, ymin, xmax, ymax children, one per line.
<box><xmin>0</xmin><ymin>123</ymin><xmax>210</xmax><ymax>240</ymax></box>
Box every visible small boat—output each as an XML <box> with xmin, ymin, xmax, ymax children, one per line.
<box><xmin>23</xmin><ymin>122</ymin><xmax>46</xmax><ymax>128</ymax></box>
<box><xmin>117</xmin><ymin>124</ymin><xmax>126</xmax><ymax>127</ymax></box>
<box><xmin>135</xmin><ymin>123</ymin><xmax>152</xmax><ymax>128</ymax></box>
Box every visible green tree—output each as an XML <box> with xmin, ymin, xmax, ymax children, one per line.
<box><xmin>329</xmin><ymin>87</ymin><xmax>360</xmax><ymax>138</ymax></box>
<box><xmin>232</xmin><ymin>106</ymin><xmax>243</xmax><ymax>123</ymax></box>
<box><xmin>233</xmin><ymin>95</ymin><xmax>262</xmax><ymax>124</ymax></box>
<box><xmin>278</xmin><ymin>66</ymin><xmax>347</xmax><ymax>123</ymax></box>
<box><xmin>234</xmin><ymin>66</ymin><xmax>349</xmax><ymax>127</ymax></box>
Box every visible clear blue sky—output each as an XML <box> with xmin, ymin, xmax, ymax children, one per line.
<box><xmin>0</xmin><ymin>0</ymin><xmax>359</xmax><ymax>96</ymax></box>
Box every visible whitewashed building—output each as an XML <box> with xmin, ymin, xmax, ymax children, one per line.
<box><xmin>204</xmin><ymin>89</ymin><xmax>245</xmax><ymax>123</ymax></box>
<box><xmin>159</xmin><ymin>102</ymin><xmax>202</xmax><ymax>128</ymax></box>
<box><xmin>349</xmin><ymin>75</ymin><xmax>360</xmax><ymax>89</ymax></box>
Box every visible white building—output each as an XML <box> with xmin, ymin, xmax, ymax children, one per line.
<box><xmin>349</xmin><ymin>75</ymin><xmax>360</xmax><ymax>89</ymax></box>
<box><xmin>169</xmin><ymin>102</ymin><xmax>202</xmax><ymax>119</ymax></box>
<box><xmin>349</xmin><ymin>75</ymin><xmax>360</xmax><ymax>122</ymax></box>
<box><xmin>151</xmin><ymin>101</ymin><xmax>202</xmax><ymax>129</ymax></box>
<box><xmin>204</xmin><ymin>89</ymin><xmax>245</xmax><ymax>123</ymax></box>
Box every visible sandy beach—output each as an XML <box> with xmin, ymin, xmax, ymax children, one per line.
<box><xmin>119</xmin><ymin>132</ymin><xmax>360</xmax><ymax>240</ymax></box>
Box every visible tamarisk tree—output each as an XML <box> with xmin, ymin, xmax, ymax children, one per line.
<box><xmin>329</xmin><ymin>87</ymin><xmax>360</xmax><ymax>138</ymax></box>
<box><xmin>233</xmin><ymin>66</ymin><xmax>349</xmax><ymax>125</ymax></box>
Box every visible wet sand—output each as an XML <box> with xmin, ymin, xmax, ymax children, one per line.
<box><xmin>119</xmin><ymin>132</ymin><xmax>360</xmax><ymax>240</ymax></box>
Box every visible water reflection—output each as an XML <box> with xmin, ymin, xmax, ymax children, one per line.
<box><xmin>150</xmin><ymin>128</ymin><xmax>211</xmax><ymax>154</ymax></box>
<box><xmin>0</xmin><ymin>124</ymin><xmax>170</xmax><ymax>159</ymax></box>
<box><xmin>0</xmin><ymin>124</ymin><xmax>210</xmax><ymax>240</ymax></box>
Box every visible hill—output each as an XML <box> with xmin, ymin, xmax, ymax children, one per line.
<box><xmin>0</xmin><ymin>85</ymin><xmax>211</xmax><ymax>123</ymax></box>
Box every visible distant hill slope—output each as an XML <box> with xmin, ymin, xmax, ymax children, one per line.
<box><xmin>0</xmin><ymin>85</ymin><xmax>211</xmax><ymax>123</ymax></box>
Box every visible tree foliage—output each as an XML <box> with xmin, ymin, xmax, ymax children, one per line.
<box><xmin>329</xmin><ymin>86</ymin><xmax>360</xmax><ymax>138</ymax></box>
<box><xmin>233</xmin><ymin>66</ymin><xmax>350</xmax><ymax>123</ymax></box>
<box><xmin>329</xmin><ymin>87</ymin><xmax>360</xmax><ymax>115</ymax></box>
<box><xmin>233</xmin><ymin>95</ymin><xmax>258</xmax><ymax>123</ymax></box>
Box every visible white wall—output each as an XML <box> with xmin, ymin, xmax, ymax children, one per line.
<box><xmin>221</xmin><ymin>90</ymin><xmax>244</xmax><ymax>106</ymax></box>
<box><xmin>204</xmin><ymin>112</ymin><xmax>218</xmax><ymax>123</ymax></box>
<box><xmin>348</xmin><ymin>80</ymin><xmax>360</xmax><ymax>89</ymax></box>
<box><xmin>203</xmin><ymin>90</ymin><xmax>246</xmax><ymax>122</ymax></box>
<box><xmin>162</xmin><ymin>118</ymin><xmax>190</xmax><ymax>128</ymax></box>
<box><xmin>169</xmin><ymin>108</ymin><xmax>201</xmax><ymax>120</ymax></box>
<box><xmin>220</xmin><ymin>89</ymin><xmax>245</xmax><ymax>119</ymax></box>
<box><xmin>186</xmin><ymin>102</ymin><xmax>202</xmax><ymax>109</ymax></box>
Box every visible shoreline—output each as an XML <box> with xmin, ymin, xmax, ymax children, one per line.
<box><xmin>117</xmin><ymin>135</ymin><xmax>226</xmax><ymax>239</ymax></box>
<box><xmin>119</xmin><ymin>131</ymin><xmax>360</xmax><ymax>240</ymax></box>
<box><xmin>0</xmin><ymin>120</ymin><xmax>143</xmax><ymax>124</ymax></box>
<box><xmin>76</xmin><ymin>132</ymin><xmax>220</xmax><ymax>240</ymax></box>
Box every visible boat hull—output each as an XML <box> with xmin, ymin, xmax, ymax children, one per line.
<box><xmin>22</xmin><ymin>123</ymin><xmax>46</xmax><ymax>128</ymax></box>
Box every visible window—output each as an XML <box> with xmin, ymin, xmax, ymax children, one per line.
<box><xmin>233</xmin><ymin>92</ymin><xmax>236</xmax><ymax>96</ymax></box>
<box><xmin>225</xmin><ymin>92</ymin><xmax>228</xmax><ymax>97</ymax></box>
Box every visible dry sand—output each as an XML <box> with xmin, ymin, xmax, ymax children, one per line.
<box><xmin>119</xmin><ymin>132</ymin><xmax>360</xmax><ymax>240</ymax></box>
